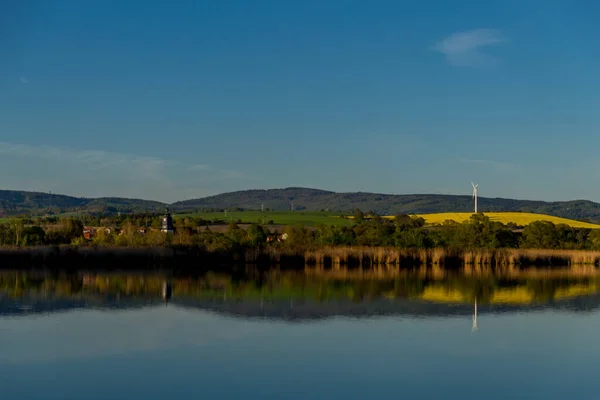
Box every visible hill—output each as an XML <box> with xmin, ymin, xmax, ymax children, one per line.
<box><xmin>0</xmin><ymin>190</ymin><xmax>164</xmax><ymax>217</ymax></box>
<box><xmin>3</xmin><ymin>187</ymin><xmax>600</xmax><ymax>223</ymax></box>
<box><xmin>172</xmin><ymin>187</ymin><xmax>600</xmax><ymax>223</ymax></box>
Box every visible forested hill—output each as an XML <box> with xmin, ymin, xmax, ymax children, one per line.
<box><xmin>172</xmin><ymin>187</ymin><xmax>600</xmax><ymax>222</ymax></box>
<box><xmin>3</xmin><ymin>187</ymin><xmax>600</xmax><ymax>222</ymax></box>
<box><xmin>0</xmin><ymin>190</ymin><xmax>164</xmax><ymax>216</ymax></box>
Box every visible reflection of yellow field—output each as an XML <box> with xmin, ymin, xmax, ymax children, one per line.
<box><xmin>491</xmin><ymin>288</ymin><xmax>532</xmax><ymax>304</ymax></box>
<box><xmin>421</xmin><ymin>286</ymin><xmax>465</xmax><ymax>303</ymax></box>
<box><xmin>554</xmin><ymin>284</ymin><xmax>597</xmax><ymax>299</ymax></box>
<box><xmin>386</xmin><ymin>212</ymin><xmax>600</xmax><ymax>229</ymax></box>
<box><xmin>421</xmin><ymin>284</ymin><xmax>600</xmax><ymax>305</ymax></box>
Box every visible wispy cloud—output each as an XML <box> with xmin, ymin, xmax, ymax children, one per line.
<box><xmin>19</xmin><ymin>77</ymin><xmax>29</xmax><ymax>84</ymax></box>
<box><xmin>432</xmin><ymin>29</ymin><xmax>507</xmax><ymax>67</ymax></box>
<box><xmin>188</xmin><ymin>164</ymin><xmax>210</xmax><ymax>171</ymax></box>
<box><xmin>0</xmin><ymin>142</ymin><xmax>258</xmax><ymax>202</ymax></box>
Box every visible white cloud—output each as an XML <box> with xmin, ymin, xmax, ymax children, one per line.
<box><xmin>19</xmin><ymin>77</ymin><xmax>29</xmax><ymax>84</ymax></box>
<box><xmin>432</xmin><ymin>29</ymin><xmax>507</xmax><ymax>67</ymax></box>
<box><xmin>0</xmin><ymin>142</ymin><xmax>258</xmax><ymax>202</ymax></box>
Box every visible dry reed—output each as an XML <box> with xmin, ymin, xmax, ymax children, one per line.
<box><xmin>2</xmin><ymin>245</ymin><xmax>600</xmax><ymax>271</ymax></box>
<box><xmin>300</xmin><ymin>247</ymin><xmax>600</xmax><ymax>269</ymax></box>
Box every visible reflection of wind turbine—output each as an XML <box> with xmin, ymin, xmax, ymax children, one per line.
<box><xmin>162</xmin><ymin>280</ymin><xmax>172</xmax><ymax>306</ymax></box>
<box><xmin>472</xmin><ymin>297</ymin><xmax>478</xmax><ymax>332</ymax></box>
<box><xmin>471</xmin><ymin>182</ymin><xmax>479</xmax><ymax>213</ymax></box>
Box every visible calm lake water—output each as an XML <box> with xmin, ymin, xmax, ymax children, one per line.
<box><xmin>2</xmin><ymin>269</ymin><xmax>600</xmax><ymax>399</ymax></box>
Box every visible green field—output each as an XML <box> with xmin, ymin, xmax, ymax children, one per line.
<box><xmin>7</xmin><ymin>210</ymin><xmax>598</xmax><ymax>230</ymax></box>
<box><xmin>175</xmin><ymin>211</ymin><xmax>354</xmax><ymax>227</ymax></box>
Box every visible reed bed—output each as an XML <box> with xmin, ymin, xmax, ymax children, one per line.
<box><xmin>301</xmin><ymin>247</ymin><xmax>600</xmax><ymax>269</ymax></box>
<box><xmin>1</xmin><ymin>245</ymin><xmax>600</xmax><ymax>270</ymax></box>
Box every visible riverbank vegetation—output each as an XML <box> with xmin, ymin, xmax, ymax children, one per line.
<box><xmin>3</xmin><ymin>212</ymin><xmax>600</xmax><ymax>267</ymax></box>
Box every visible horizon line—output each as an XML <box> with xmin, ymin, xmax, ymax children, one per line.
<box><xmin>0</xmin><ymin>186</ymin><xmax>595</xmax><ymax>205</ymax></box>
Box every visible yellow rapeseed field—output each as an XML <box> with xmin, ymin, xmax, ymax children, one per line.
<box><xmin>383</xmin><ymin>212</ymin><xmax>600</xmax><ymax>229</ymax></box>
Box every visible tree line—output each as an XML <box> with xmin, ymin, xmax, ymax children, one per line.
<box><xmin>2</xmin><ymin>212</ymin><xmax>600</xmax><ymax>251</ymax></box>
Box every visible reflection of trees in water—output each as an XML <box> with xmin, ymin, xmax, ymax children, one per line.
<box><xmin>0</xmin><ymin>270</ymin><xmax>599</xmax><ymax>305</ymax></box>
<box><xmin>526</xmin><ymin>279</ymin><xmax>561</xmax><ymax>302</ymax></box>
<box><xmin>452</xmin><ymin>277</ymin><xmax>496</xmax><ymax>304</ymax></box>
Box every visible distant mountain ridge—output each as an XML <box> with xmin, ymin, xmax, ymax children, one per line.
<box><xmin>2</xmin><ymin>187</ymin><xmax>600</xmax><ymax>222</ymax></box>
<box><xmin>171</xmin><ymin>187</ymin><xmax>600</xmax><ymax>222</ymax></box>
<box><xmin>0</xmin><ymin>190</ymin><xmax>164</xmax><ymax>216</ymax></box>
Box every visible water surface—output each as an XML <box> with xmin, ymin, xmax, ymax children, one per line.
<box><xmin>1</xmin><ymin>269</ymin><xmax>599</xmax><ymax>399</ymax></box>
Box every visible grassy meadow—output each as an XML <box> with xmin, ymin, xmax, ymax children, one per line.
<box><xmin>174</xmin><ymin>210</ymin><xmax>354</xmax><ymax>227</ymax></box>
<box><xmin>11</xmin><ymin>209</ymin><xmax>600</xmax><ymax>230</ymax></box>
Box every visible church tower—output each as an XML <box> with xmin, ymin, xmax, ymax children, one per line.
<box><xmin>161</xmin><ymin>207</ymin><xmax>174</xmax><ymax>233</ymax></box>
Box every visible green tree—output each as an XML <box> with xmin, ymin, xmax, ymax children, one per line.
<box><xmin>587</xmin><ymin>229</ymin><xmax>600</xmax><ymax>250</ymax></box>
<box><xmin>394</xmin><ymin>214</ymin><xmax>425</xmax><ymax>230</ymax></box>
<box><xmin>0</xmin><ymin>224</ymin><xmax>13</xmax><ymax>245</ymax></box>
<box><xmin>21</xmin><ymin>226</ymin><xmax>45</xmax><ymax>246</ymax></box>
<box><xmin>226</xmin><ymin>222</ymin><xmax>247</xmax><ymax>244</ymax></box>
<box><xmin>521</xmin><ymin>221</ymin><xmax>560</xmax><ymax>249</ymax></box>
<box><xmin>282</xmin><ymin>225</ymin><xmax>315</xmax><ymax>250</ymax></box>
<box><xmin>353</xmin><ymin>208</ymin><xmax>365</xmax><ymax>223</ymax></box>
<box><xmin>115</xmin><ymin>221</ymin><xmax>143</xmax><ymax>246</ymax></box>
<box><xmin>445</xmin><ymin>214</ymin><xmax>515</xmax><ymax>249</ymax></box>
<box><xmin>10</xmin><ymin>219</ymin><xmax>24</xmax><ymax>246</ymax></box>
<box><xmin>354</xmin><ymin>219</ymin><xmax>395</xmax><ymax>246</ymax></box>
<box><xmin>59</xmin><ymin>218</ymin><xmax>84</xmax><ymax>242</ymax></box>
<box><xmin>246</xmin><ymin>224</ymin><xmax>267</xmax><ymax>247</ymax></box>
<box><xmin>93</xmin><ymin>228</ymin><xmax>115</xmax><ymax>246</ymax></box>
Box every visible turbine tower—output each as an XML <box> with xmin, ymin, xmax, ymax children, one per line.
<box><xmin>471</xmin><ymin>182</ymin><xmax>479</xmax><ymax>213</ymax></box>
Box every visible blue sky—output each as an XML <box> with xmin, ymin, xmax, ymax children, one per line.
<box><xmin>2</xmin><ymin>0</ymin><xmax>600</xmax><ymax>203</ymax></box>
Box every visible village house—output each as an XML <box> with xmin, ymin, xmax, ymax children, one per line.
<box><xmin>83</xmin><ymin>227</ymin><xmax>94</xmax><ymax>240</ymax></box>
<box><xmin>82</xmin><ymin>227</ymin><xmax>113</xmax><ymax>240</ymax></box>
<box><xmin>266</xmin><ymin>233</ymin><xmax>288</xmax><ymax>243</ymax></box>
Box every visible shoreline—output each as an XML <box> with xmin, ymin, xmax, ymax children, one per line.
<box><xmin>1</xmin><ymin>245</ymin><xmax>600</xmax><ymax>269</ymax></box>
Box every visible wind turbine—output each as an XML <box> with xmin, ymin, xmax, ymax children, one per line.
<box><xmin>471</xmin><ymin>182</ymin><xmax>479</xmax><ymax>213</ymax></box>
